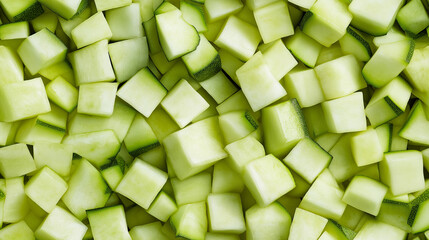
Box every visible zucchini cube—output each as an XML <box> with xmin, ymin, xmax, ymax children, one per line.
<box><xmin>105</xmin><ymin>3</ymin><xmax>144</xmax><ymax>41</ymax></box>
<box><xmin>15</xmin><ymin>103</ymin><xmax>67</xmax><ymax>144</ymax></box>
<box><xmin>262</xmin><ymin>99</ymin><xmax>308</xmax><ymax>158</ymax></box>
<box><xmin>0</xmin><ymin>0</ymin><xmax>43</xmax><ymax>22</ymax></box>
<box><xmin>46</xmin><ymin>76</ymin><xmax>79</xmax><ymax>113</ymax></box>
<box><xmin>0</xmin><ymin>122</ymin><xmax>18</xmax><ymax>146</ymax></box>
<box><xmin>68</xmin><ymin>40</ymin><xmax>115</xmax><ymax>86</ymax></box>
<box><xmin>0</xmin><ymin>221</ymin><xmax>34</xmax><ymax>240</ymax></box>
<box><xmin>38</xmin><ymin>0</ymin><xmax>85</xmax><ymax>20</ymax></box>
<box><xmin>288</xmin><ymin>208</ymin><xmax>327</xmax><ymax>240</ymax></box>
<box><xmin>354</xmin><ymin>219</ymin><xmax>406</xmax><ymax>240</ymax></box>
<box><xmin>322</xmin><ymin>92</ymin><xmax>367</xmax><ymax>133</ymax></box>
<box><xmin>225</xmin><ymin>135</ymin><xmax>265</xmax><ymax>173</ymax></box>
<box><xmin>246</xmin><ymin>0</ymin><xmax>277</xmax><ymax>10</ymax></box>
<box><xmin>94</xmin><ymin>0</ymin><xmax>132</xmax><ymax>12</ymax></box>
<box><xmin>117</xmin><ymin>68</ymin><xmax>166</xmax><ymax>118</ymax></box>
<box><xmin>171</xmin><ymin>172</ymin><xmax>212</xmax><ymax>205</ymax></box>
<box><xmin>0</xmin><ymin>143</ymin><xmax>36</xmax><ymax>178</ymax></box>
<box><xmin>365</xmin><ymin>77</ymin><xmax>412</xmax><ymax>126</ymax></box>
<box><xmin>204</xmin><ymin>0</ymin><xmax>243</xmax><ymax>23</ymax></box>
<box><xmin>200</xmin><ymin>71</ymin><xmax>238</xmax><ymax>104</ymax></box>
<box><xmin>254</xmin><ymin>1</ymin><xmax>294</xmax><ymax>43</ymax></box>
<box><xmin>88</xmin><ymin>205</ymin><xmax>131</xmax><ymax>240</ymax></box>
<box><xmin>243</xmin><ymin>154</ymin><xmax>295</xmax><ymax>206</ymax></box>
<box><xmin>342</xmin><ymin>176</ymin><xmax>388</xmax><ymax>216</ymax></box>
<box><xmin>108</xmin><ymin>37</ymin><xmax>149</xmax><ymax>83</ymax></box>
<box><xmin>0</xmin><ymin>77</ymin><xmax>50</xmax><ymax>122</ymax></box>
<box><xmin>215</xmin><ymin>16</ymin><xmax>261</xmax><ymax>61</ymax></box>
<box><xmin>18</xmin><ymin>28</ymin><xmax>66</xmax><ymax>75</ymax></box>
<box><xmin>71</xmin><ymin>12</ymin><xmax>112</xmax><ymax>49</ymax></box>
<box><xmin>124</xmin><ymin>114</ymin><xmax>159</xmax><ymax>157</ymax></box>
<box><xmin>129</xmin><ymin>222</ymin><xmax>169</xmax><ymax>240</ymax></box>
<box><xmin>380</xmin><ymin>150</ymin><xmax>425</xmax><ymax>196</ymax></box>
<box><xmin>207</xmin><ymin>193</ymin><xmax>245</xmax><ymax>234</ymax></box>
<box><xmin>212</xmin><ymin>161</ymin><xmax>244</xmax><ymax>193</ymax></box>
<box><xmin>363</xmin><ymin>39</ymin><xmax>414</xmax><ymax>88</ymax></box>
<box><xmin>180</xmin><ymin>1</ymin><xmax>207</xmax><ymax>32</ymax></box>
<box><xmin>285</xmin><ymin>69</ymin><xmax>325</xmax><ymax>108</ymax></box>
<box><xmin>246</xmin><ymin>203</ymin><xmax>291</xmax><ymax>239</ymax></box>
<box><xmin>315</xmin><ymin>54</ymin><xmax>367</xmax><ymax>100</ymax></box>
<box><xmin>350</xmin><ymin>127</ymin><xmax>383</xmax><ymax>167</ymax></box>
<box><xmin>182</xmin><ymin>34</ymin><xmax>221</xmax><ymax>82</ymax></box>
<box><xmin>116</xmin><ymin>159</ymin><xmax>167</xmax><ymax>209</ymax></box>
<box><xmin>0</xmin><ymin>45</ymin><xmax>23</xmax><ymax>85</ymax></box>
<box><xmin>300</xmin><ymin>169</ymin><xmax>347</xmax><ymax>220</ymax></box>
<box><xmin>35</xmin><ymin>206</ymin><xmax>87</xmax><ymax>240</ymax></box>
<box><xmin>285</xmin><ymin>28</ymin><xmax>322</xmax><ymax>68</ymax></box>
<box><xmin>77</xmin><ymin>82</ymin><xmax>118</xmax><ymax>117</ymax></box>
<box><xmin>4</xmin><ymin>177</ymin><xmax>29</xmax><ymax>223</ymax></box>
<box><xmin>284</xmin><ymin>137</ymin><xmax>332</xmax><ymax>184</ymax></box>
<box><xmin>260</xmin><ymin>39</ymin><xmax>297</xmax><ymax>81</ymax></box>
<box><xmin>61</xmin><ymin>160</ymin><xmax>111</xmax><ymax>220</ymax></box>
<box><xmin>349</xmin><ymin>0</ymin><xmax>404</xmax><ymax>36</ymax></box>
<box><xmin>101</xmin><ymin>165</ymin><xmax>123</xmax><ymax>191</ymax></box>
<box><xmin>236</xmin><ymin>52</ymin><xmax>286</xmax><ymax>112</ymax></box>
<box><xmin>24</xmin><ymin>167</ymin><xmax>68</xmax><ymax>213</ymax></box>
<box><xmin>170</xmin><ymin>202</ymin><xmax>207</xmax><ymax>240</ymax></box>
<box><xmin>404</xmin><ymin>46</ymin><xmax>429</xmax><ymax>92</ymax></box>
<box><xmin>300</xmin><ymin>0</ymin><xmax>352</xmax><ymax>47</ymax></box>
<box><xmin>218</xmin><ymin>110</ymin><xmax>258</xmax><ymax>144</ymax></box>
<box><xmin>397</xmin><ymin>0</ymin><xmax>429</xmax><ymax>36</ymax></box>
<box><xmin>161</xmin><ymin>79</ymin><xmax>209</xmax><ymax>128</ymax></box>
<box><xmin>147</xmin><ymin>192</ymin><xmax>177</xmax><ymax>222</ymax></box>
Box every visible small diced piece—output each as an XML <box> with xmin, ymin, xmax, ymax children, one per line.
<box><xmin>46</xmin><ymin>76</ymin><xmax>79</xmax><ymax>112</ymax></box>
<box><xmin>17</xmin><ymin>28</ymin><xmax>67</xmax><ymax>75</ymax></box>
<box><xmin>68</xmin><ymin>40</ymin><xmax>116</xmax><ymax>86</ymax></box>
<box><xmin>260</xmin><ymin>39</ymin><xmax>297</xmax><ymax>81</ymax></box>
<box><xmin>77</xmin><ymin>82</ymin><xmax>118</xmax><ymax>117</ymax></box>
<box><xmin>354</xmin><ymin>219</ymin><xmax>406</xmax><ymax>240</ymax></box>
<box><xmin>38</xmin><ymin>0</ymin><xmax>83</xmax><ymax>20</ymax></box>
<box><xmin>87</xmin><ymin>205</ymin><xmax>131</xmax><ymax>240</ymax></box>
<box><xmin>35</xmin><ymin>206</ymin><xmax>88</xmax><ymax>240</ymax></box>
<box><xmin>207</xmin><ymin>193</ymin><xmax>245</xmax><ymax>234</ymax></box>
<box><xmin>129</xmin><ymin>222</ymin><xmax>169</xmax><ymax>240</ymax></box>
<box><xmin>349</xmin><ymin>0</ymin><xmax>404</xmax><ymax>36</ymax></box>
<box><xmin>236</xmin><ymin>52</ymin><xmax>286</xmax><ymax>112</ymax></box>
<box><xmin>0</xmin><ymin>143</ymin><xmax>36</xmax><ymax>178</ymax></box>
<box><xmin>283</xmin><ymin>137</ymin><xmax>332</xmax><ymax>184</ymax></box>
<box><xmin>380</xmin><ymin>150</ymin><xmax>425</xmax><ymax>196</ymax></box>
<box><xmin>204</xmin><ymin>0</ymin><xmax>243</xmax><ymax>23</ymax></box>
<box><xmin>94</xmin><ymin>0</ymin><xmax>132</xmax><ymax>12</ymax></box>
<box><xmin>254</xmin><ymin>1</ymin><xmax>293</xmax><ymax>43</ymax></box>
<box><xmin>300</xmin><ymin>0</ymin><xmax>352</xmax><ymax>47</ymax></box>
<box><xmin>315</xmin><ymin>55</ymin><xmax>367</xmax><ymax>100</ymax></box>
<box><xmin>171</xmin><ymin>202</ymin><xmax>207</xmax><ymax>240</ymax></box>
<box><xmin>0</xmin><ymin>46</ymin><xmax>23</xmax><ymax>85</ymax></box>
<box><xmin>212</xmin><ymin>161</ymin><xmax>244</xmax><ymax>193</ymax></box>
<box><xmin>342</xmin><ymin>176</ymin><xmax>388</xmax><ymax>216</ymax></box>
<box><xmin>71</xmin><ymin>12</ymin><xmax>112</xmax><ymax>49</ymax></box>
<box><xmin>105</xmin><ymin>3</ymin><xmax>144</xmax><ymax>41</ymax></box>
<box><xmin>108</xmin><ymin>37</ymin><xmax>149</xmax><ymax>83</ymax></box>
<box><xmin>288</xmin><ymin>208</ymin><xmax>327</xmax><ymax>240</ymax></box>
<box><xmin>322</xmin><ymin>92</ymin><xmax>367</xmax><ymax>133</ymax></box>
<box><xmin>171</xmin><ymin>172</ymin><xmax>212</xmax><ymax>205</ymax></box>
<box><xmin>116</xmin><ymin>159</ymin><xmax>168</xmax><ymax>209</ymax></box>
<box><xmin>243</xmin><ymin>154</ymin><xmax>295</xmax><ymax>206</ymax></box>
<box><xmin>200</xmin><ymin>71</ymin><xmax>238</xmax><ymax>104</ymax></box>
<box><xmin>215</xmin><ymin>16</ymin><xmax>261</xmax><ymax>61</ymax></box>
<box><xmin>284</xmin><ymin>68</ymin><xmax>325</xmax><ymax>108</ymax></box>
<box><xmin>161</xmin><ymin>79</ymin><xmax>209</xmax><ymax>128</ymax></box>
<box><xmin>285</xmin><ymin>28</ymin><xmax>323</xmax><ymax>68</ymax></box>
<box><xmin>246</xmin><ymin>203</ymin><xmax>291</xmax><ymax>239</ymax></box>
<box><xmin>0</xmin><ymin>221</ymin><xmax>34</xmax><ymax>240</ymax></box>
<box><xmin>225</xmin><ymin>136</ymin><xmax>265</xmax><ymax>173</ymax></box>
<box><xmin>147</xmin><ymin>192</ymin><xmax>177</xmax><ymax>222</ymax></box>
<box><xmin>117</xmin><ymin>68</ymin><xmax>167</xmax><ymax>118</ymax></box>
<box><xmin>365</xmin><ymin>77</ymin><xmax>412</xmax><ymax>127</ymax></box>
<box><xmin>0</xmin><ymin>78</ymin><xmax>50</xmax><ymax>122</ymax></box>
<box><xmin>25</xmin><ymin>167</ymin><xmax>68</xmax><ymax>213</ymax></box>
<box><xmin>350</xmin><ymin>127</ymin><xmax>384</xmax><ymax>167</ymax></box>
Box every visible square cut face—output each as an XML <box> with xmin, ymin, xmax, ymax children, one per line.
<box><xmin>322</xmin><ymin>92</ymin><xmax>367</xmax><ymax>133</ymax></box>
<box><xmin>161</xmin><ymin>79</ymin><xmax>209</xmax><ymax>128</ymax></box>
<box><xmin>116</xmin><ymin>159</ymin><xmax>168</xmax><ymax>209</ymax></box>
<box><xmin>207</xmin><ymin>193</ymin><xmax>246</xmax><ymax>234</ymax></box>
<box><xmin>342</xmin><ymin>176</ymin><xmax>388</xmax><ymax>216</ymax></box>
<box><xmin>78</xmin><ymin>82</ymin><xmax>118</xmax><ymax>117</ymax></box>
<box><xmin>380</xmin><ymin>150</ymin><xmax>425</xmax><ymax>196</ymax></box>
<box><xmin>243</xmin><ymin>154</ymin><xmax>295</xmax><ymax>206</ymax></box>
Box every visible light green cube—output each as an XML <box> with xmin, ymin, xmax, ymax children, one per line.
<box><xmin>116</xmin><ymin>159</ymin><xmax>168</xmax><ymax>209</ymax></box>
<box><xmin>380</xmin><ymin>150</ymin><xmax>425</xmax><ymax>196</ymax></box>
<box><xmin>25</xmin><ymin>167</ymin><xmax>68</xmax><ymax>213</ymax></box>
<box><xmin>350</xmin><ymin>127</ymin><xmax>384</xmax><ymax>167</ymax></box>
<box><xmin>243</xmin><ymin>154</ymin><xmax>295</xmax><ymax>206</ymax></box>
<box><xmin>253</xmin><ymin>1</ymin><xmax>293</xmax><ymax>43</ymax></box>
<box><xmin>342</xmin><ymin>176</ymin><xmax>388</xmax><ymax>216</ymax></box>
<box><xmin>0</xmin><ymin>143</ymin><xmax>36</xmax><ymax>178</ymax></box>
<box><xmin>207</xmin><ymin>193</ymin><xmax>245</xmax><ymax>234</ymax></box>
<box><xmin>147</xmin><ymin>192</ymin><xmax>177</xmax><ymax>222</ymax></box>
<box><xmin>77</xmin><ymin>82</ymin><xmax>118</xmax><ymax>117</ymax></box>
